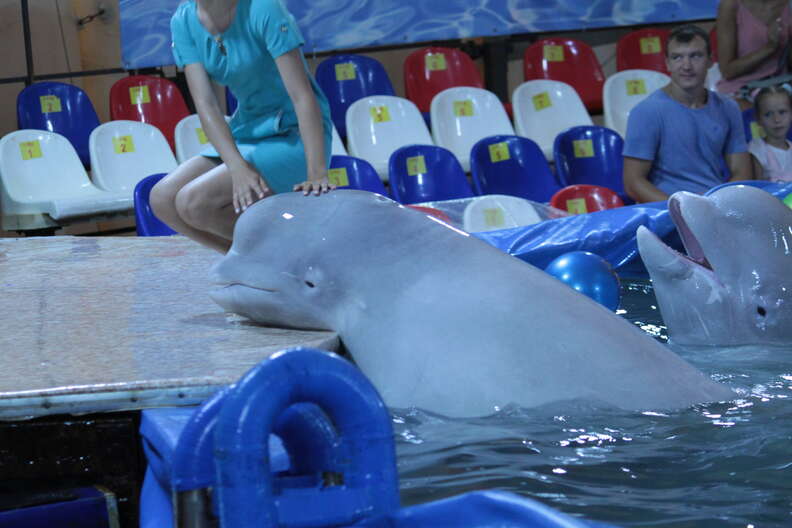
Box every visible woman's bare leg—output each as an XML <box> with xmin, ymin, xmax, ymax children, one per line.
<box><xmin>150</xmin><ymin>156</ymin><xmax>236</xmax><ymax>253</ymax></box>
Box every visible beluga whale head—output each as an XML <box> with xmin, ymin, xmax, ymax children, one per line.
<box><xmin>637</xmin><ymin>185</ymin><xmax>792</xmax><ymax>346</ymax></box>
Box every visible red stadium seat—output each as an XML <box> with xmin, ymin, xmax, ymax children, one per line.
<box><xmin>709</xmin><ymin>27</ymin><xmax>718</xmax><ymax>62</ymax></box>
<box><xmin>109</xmin><ymin>75</ymin><xmax>190</xmax><ymax>150</ymax></box>
<box><xmin>616</xmin><ymin>28</ymin><xmax>670</xmax><ymax>73</ymax></box>
<box><xmin>522</xmin><ymin>38</ymin><xmax>606</xmax><ymax>114</ymax></box>
<box><xmin>404</xmin><ymin>47</ymin><xmax>484</xmax><ymax>115</ymax></box>
<box><xmin>550</xmin><ymin>184</ymin><xmax>624</xmax><ymax>215</ymax></box>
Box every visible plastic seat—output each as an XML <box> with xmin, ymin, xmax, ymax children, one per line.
<box><xmin>522</xmin><ymin>38</ymin><xmax>606</xmax><ymax>114</ymax></box>
<box><xmin>550</xmin><ymin>184</ymin><xmax>625</xmax><ymax>214</ymax></box>
<box><xmin>616</xmin><ymin>28</ymin><xmax>670</xmax><ymax>73</ymax></box>
<box><xmin>346</xmin><ymin>95</ymin><xmax>433</xmax><ymax>180</ymax></box>
<box><xmin>134</xmin><ymin>173</ymin><xmax>177</xmax><ymax>236</ymax></box>
<box><xmin>16</xmin><ymin>81</ymin><xmax>101</xmax><ymax>168</ymax></box>
<box><xmin>315</xmin><ymin>54</ymin><xmax>395</xmax><ymax>139</ymax></box>
<box><xmin>109</xmin><ymin>75</ymin><xmax>190</xmax><ymax>150</ymax></box>
<box><xmin>430</xmin><ymin>87</ymin><xmax>514</xmax><ymax>172</ymax></box>
<box><xmin>404</xmin><ymin>46</ymin><xmax>485</xmax><ymax>121</ymax></box>
<box><xmin>331</xmin><ymin>125</ymin><xmax>347</xmax><ymax>156</ymax></box>
<box><xmin>553</xmin><ymin>126</ymin><xmax>626</xmax><ymax>196</ymax></box>
<box><xmin>512</xmin><ymin>80</ymin><xmax>593</xmax><ymax>160</ymax></box>
<box><xmin>0</xmin><ymin>130</ymin><xmax>131</xmax><ymax>231</ymax></box>
<box><xmin>328</xmin><ymin>155</ymin><xmax>388</xmax><ymax>196</ymax></box>
<box><xmin>710</xmin><ymin>27</ymin><xmax>719</xmax><ymax>62</ymax></box>
<box><xmin>388</xmin><ymin>144</ymin><xmax>473</xmax><ymax>204</ymax></box>
<box><xmin>174</xmin><ymin>114</ymin><xmax>232</xmax><ymax>163</ymax></box>
<box><xmin>89</xmin><ymin>120</ymin><xmax>178</xmax><ymax>193</ymax></box>
<box><xmin>462</xmin><ymin>194</ymin><xmax>543</xmax><ymax>233</ymax></box>
<box><xmin>603</xmin><ymin>69</ymin><xmax>670</xmax><ymax>138</ymax></box>
<box><xmin>469</xmin><ymin>135</ymin><xmax>561</xmax><ymax>202</ymax></box>
<box><xmin>226</xmin><ymin>87</ymin><xmax>238</xmax><ymax>115</ymax></box>
<box><xmin>742</xmin><ymin>107</ymin><xmax>765</xmax><ymax>142</ymax></box>
<box><xmin>705</xmin><ymin>63</ymin><xmax>722</xmax><ymax>91</ymax></box>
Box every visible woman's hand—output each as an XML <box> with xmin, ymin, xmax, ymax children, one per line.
<box><xmin>293</xmin><ymin>168</ymin><xmax>336</xmax><ymax>196</ymax></box>
<box><xmin>229</xmin><ymin>161</ymin><xmax>268</xmax><ymax>213</ymax></box>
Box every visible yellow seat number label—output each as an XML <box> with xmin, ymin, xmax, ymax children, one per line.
<box><xmin>40</xmin><ymin>95</ymin><xmax>62</xmax><ymax>113</ymax></box>
<box><xmin>573</xmin><ymin>139</ymin><xmax>594</xmax><ymax>158</ymax></box>
<box><xmin>370</xmin><ymin>106</ymin><xmax>391</xmax><ymax>123</ymax></box>
<box><xmin>626</xmin><ymin>79</ymin><xmax>647</xmax><ymax>95</ymax></box>
<box><xmin>196</xmin><ymin>128</ymin><xmax>209</xmax><ymax>144</ymax></box>
<box><xmin>532</xmin><ymin>92</ymin><xmax>552</xmax><ymax>111</ymax></box>
<box><xmin>130</xmin><ymin>86</ymin><xmax>151</xmax><ymax>105</ymax></box>
<box><xmin>543</xmin><ymin>45</ymin><xmax>565</xmax><ymax>62</ymax></box>
<box><xmin>483</xmin><ymin>207</ymin><xmax>505</xmax><ymax>227</ymax></box>
<box><xmin>640</xmin><ymin>36</ymin><xmax>662</xmax><ymax>55</ymax></box>
<box><xmin>406</xmin><ymin>155</ymin><xmax>427</xmax><ymax>175</ymax></box>
<box><xmin>113</xmin><ymin>135</ymin><xmax>135</xmax><ymax>154</ymax></box>
<box><xmin>488</xmin><ymin>142</ymin><xmax>511</xmax><ymax>162</ymax></box>
<box><xmin>750</xmin><ymin>121</ymin><xmax>766</xmax><ymax>139</ymax></box>
<box><xmin>328</xmin><ymin>167</ymin><xmax>350</xmax><ymax>187</ymax></box>
<box><xmin>335</xmin><ymin>63</ymin><xmax>357</xmax><ymax>81</ymax></box>
<box><xmin>19</xmin><ymin>140</ymin><xmax>43</xmax><ymax>160</ymax></box>
<box><xmin>566</xmin><ymin>198</ymin><xmax>588</xmax><ymax>214</ymax></box>
<box><xmin>425</xmin><ymin>53</ymin><xmax>447</xmax><ymax>71</ymax></box>
<box><xmin>453</xmin><ymin>100</ymin><xmax>474</xmax><ymax>117</ymax></box>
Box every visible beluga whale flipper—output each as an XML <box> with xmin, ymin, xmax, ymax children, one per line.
<box><xmin>637</xmin><ymin>185</ymin><xmax>792</xmax><ymax>347</ymax></box>
<box><xmin>211</xmin><ymin>190</ymin><xmax>733</xmax><ymax>417</ymax></box>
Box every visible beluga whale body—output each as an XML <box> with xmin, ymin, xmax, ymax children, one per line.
<box><xmin>211</xmin><ymin>190</ymin><xmax>733</xmax><ymax>417</ymax></box>
<box><xmin>637</xmin><ymin>186</ymin><xmax>792</xmax><ymax>347</ymax></box>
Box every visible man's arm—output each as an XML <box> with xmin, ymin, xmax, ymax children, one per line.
<box><xmin>726</xmin><ymin>151</ymin><xmax>753</xmax><ymax>181</ymax></box>
<box><xmin>623</xmin><ymin>156</ymin><xmax>668</xmax><ymax>203</ymax></box>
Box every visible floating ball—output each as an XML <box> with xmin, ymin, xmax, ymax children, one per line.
<box><xmin>784</xmin><ymin>192</ymin><xmax>792</xmax><ymax>210</ymax></box>
<box><xmin>545</xmin><ymin>251</ymin><xmax>621</xmax><ymax>311</ymax></box>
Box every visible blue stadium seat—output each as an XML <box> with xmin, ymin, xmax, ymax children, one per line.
<box><xmin>470</xmin><ymin>135</ymin><xmax>561</xmax><ymax>202</ymax></box>
<box><xmin>554</xmin><ymin>126</ymin><xmax>626</xmax><ymax>198</ymax></box>
<box><xmin>388</xmin><ymin>145</ymin><xmax>473</xmax><ymax>204</ymax></box>
<box><xmin>17</xmin><ymin>81</ymin><xmax>101</xmax><ymax>168</ymax></box>
<box><xmin>329</xmin><ymin>155</ymin><xmax>389</xmax><ymax>196</ymax></box>
<box><xmin>226</xmin><ymin>87</ymin><xmax>238</xmax><ymax>115</ymax></box>
<box><xmin>315</xmin><ymin>54</ymin><xmax>395</xmax><ymax>139</ymax></box>
<box><xmin>134</xmin><ymin>173</ymin><xmax>176</xmax><ymax>236</ymax></box>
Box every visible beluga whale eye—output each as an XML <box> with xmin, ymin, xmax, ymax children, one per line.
<box><xmin>305</xmin><ymin>280</ymin><xmax>316</xmax><ymax>288</ymax></box>
<box><xmin>757</xmin><ymin>306</ymin><xmax>767</xmax><ymax>317</ymax></box>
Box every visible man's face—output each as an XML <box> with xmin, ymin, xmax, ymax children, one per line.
<box><xmin>665</xmin><ymin>36</ymin><xmax>712</xmax><ymax>91</ymax></box>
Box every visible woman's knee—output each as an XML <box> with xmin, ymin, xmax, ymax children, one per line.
<box><xmin>174</xmin><ymin>184</ymin><xmax>217</xmax><ymax>230</ymax></box>
<box><xmin>149</xmin><ymin>177</ymin><xmax>177</xmax><ymax>219</ymax></box>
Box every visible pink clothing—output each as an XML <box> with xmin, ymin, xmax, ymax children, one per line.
<box><xmin>748</xmin><ymin>137</ymin><xmax>792</xmax><ymax>181</ymax></box>
<box><xmin>717</xmin><ymin>1</ymin><xmax>791</xmax><ymax>95</ymax></box>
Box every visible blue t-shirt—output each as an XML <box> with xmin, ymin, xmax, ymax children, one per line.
<box><xmin>170</xmin><ymin>0</ymin><xmax>331</xmax><ymax>144</ymax></box>
<box><xmin>623</xmin><ymin>89</ymin><xmax>747</xmax><ymax>195</ymax></box>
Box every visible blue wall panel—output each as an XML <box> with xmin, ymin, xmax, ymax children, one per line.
<box><xmin>120</xmin><ymin>0</ymin><xmax>718</xmax><ymax>69</ymax></box>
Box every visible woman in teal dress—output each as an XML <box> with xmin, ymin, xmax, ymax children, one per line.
<box><xmin>151</xmin><ymin>0</ymin><xmax>334</xmax><ymax>253</ymax></box>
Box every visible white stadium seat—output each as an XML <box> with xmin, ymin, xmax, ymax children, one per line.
<box><xmin>430</xmin><ymin>87</ymin><xmax>514</xmax><ymax>172</ymax></box>
<box><xmin>174</xmin><ymin>114</ymin><xmax>232</xmax><ymax>163</ymax></box>
<box><xmin>603</xmin><ymin>69</ymin><xmax>670</xmax><ymax>138</ymax></box>
<box><xmin>0</xmin><ymin>129</ymin><xmax>130</xmax><ymax>231</ymax></box>
<box><xmin>346</xmin><ymin>95</ymin><xmax>433</xmax><ymax>180</ymax></box>
<box><xmin>512</xmin><ymin>80</ymin><xmax>593</xmax><ymax>160</ymax></box>
<box><xmin>462</xmin><ymin>194</ymin><xmax>543</xmax><ymax>233</ymax></box>
<box><xmin>90</xmin><ymin>120</ymin><xmax>178</xmax><ymax>193</ymax></box>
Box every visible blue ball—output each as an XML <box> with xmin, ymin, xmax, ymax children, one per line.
<box><xmin>544</xmin><ymin>251</ymin><xmax>621</xmax><ymax>311</ymax></box>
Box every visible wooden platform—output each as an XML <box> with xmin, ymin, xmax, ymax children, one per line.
<box><xmin>0</xmin><ymin>236</ymin><xmax>339</xmax><ymax>420</ymax></box>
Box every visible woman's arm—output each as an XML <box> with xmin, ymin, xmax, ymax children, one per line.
<box><xmin>184</xmin><ymin>62</ymin><xmax>266</xmax><ymax>212</ymax></box>
<box><xmin>275</xmin><ymin>48</ymin><xmax>332</xmax><ymax>196</ymax></box>
<box><xmin>717</xmin><ymin>0</ymin><xmax>781</xmax><ymax>80</ymax></box>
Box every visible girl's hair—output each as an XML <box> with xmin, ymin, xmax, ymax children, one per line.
<box><xmin>754</xmin><ymin>85</ymin><xmax>792</xmax><ymax>115</ymax></box>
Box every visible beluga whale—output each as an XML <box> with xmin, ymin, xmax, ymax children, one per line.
<box><xmin>637</xmin><ymin>185</ymin><xmax>792</xmax><ymax>347</ymax></box>
<box><xmin>211</xmin><ymin>190</ymin><xmax>733</xmax><ymax>417</ymax></box>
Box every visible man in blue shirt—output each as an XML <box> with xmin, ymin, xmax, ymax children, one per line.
<box><xmin>622</xmin><ymin>24</ymin><xmax>752</xmax><ymax>202</ymax></box>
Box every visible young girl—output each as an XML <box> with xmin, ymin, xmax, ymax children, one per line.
<box><xmin>749</xmin><ymin>85</ymin><xmax>792</xmax><ymax>181</ymax></box>
<box><xmin>151</xmin><ymin>0</ymin><xmax>334</xmax><ymax>254</ymax></box>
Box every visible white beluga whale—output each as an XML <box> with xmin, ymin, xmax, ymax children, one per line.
<box><xmin>637</xmin><ymin>186</ymin><xmax>792</xmax><ymax>347</ymax></box>
<box><xmin>211</xmin><ymin>190</ymin><xmax>733</xmax><ymax>417</ymax></box>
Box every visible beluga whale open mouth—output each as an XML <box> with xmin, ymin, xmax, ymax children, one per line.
<box><xmin>637</xmin><ymin>185</ymin><xmax>792</xmax><ymax>346</ymax></box>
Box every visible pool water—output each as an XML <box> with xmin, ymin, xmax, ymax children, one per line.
<box><xmin>391</xmin><ymin>280</ymin><xmax>792</xmax><ymax>527</ymax></box>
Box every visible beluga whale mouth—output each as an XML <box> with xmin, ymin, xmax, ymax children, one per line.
<box><xmin>668</xmin><ymin>193</ymin><xmax>713</xmax><ymax>272</ymax></box>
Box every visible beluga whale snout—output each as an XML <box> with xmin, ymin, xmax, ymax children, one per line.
<box><xmin>211</xmin><ymin>190</ymin><xmax>734</xmax><ymax>416</ymax></box>
<box><xmin>638</xmin><ymin>185</ymin><xmax>792</xmax><ymax>346</ymax></box>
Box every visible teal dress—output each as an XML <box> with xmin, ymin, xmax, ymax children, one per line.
<box><xmin>170</xmin><ymin>0</ymin><xmax>332</xmax><ymax>193</ymax></box>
